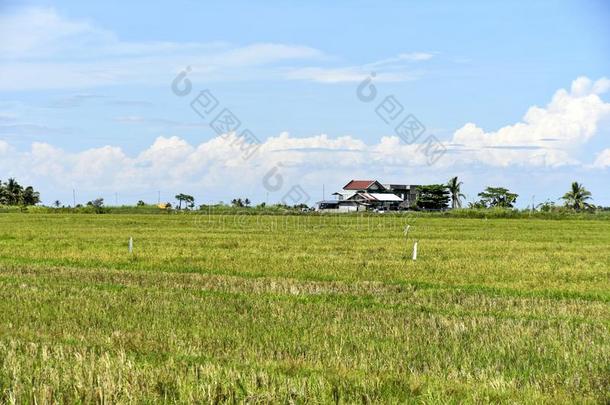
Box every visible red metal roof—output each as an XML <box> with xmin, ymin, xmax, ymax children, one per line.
<box><xmin>343</xmin><ymin>180</ymin><xmax>377</xmax><ymax>190</ymax></box>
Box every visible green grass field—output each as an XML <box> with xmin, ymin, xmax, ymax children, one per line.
<box><xmin>0</xmin><ymin>213</ymin><xmax>608</xmax><ymax>403</ymax></box>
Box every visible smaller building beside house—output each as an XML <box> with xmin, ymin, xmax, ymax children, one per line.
<box><xmin>317</xmin><ymin>180</ymin><xmax>420</xmax><ymax>212</ymax></box>
<box><xmin>382</xmin><ymin>184</ymin><xmax>419</xmax><ymax>208</ymax></box>
<box><xmin>317</xmin><ymin>199</ymin><xmax>359</xmax><ymax>212</ymax></box>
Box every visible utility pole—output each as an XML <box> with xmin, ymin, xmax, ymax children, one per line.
<box><xmin>323</xmin><ymin>184</ymin><xmax>325</xmax><ymax>201</ymax></box>
<box><xmin>158</xmin><ymin>191</ymin><xmax>161</xmax><ymax>205</ymax></box>
<box><xmin>115</xmin><ymin>192</ymin><xmax>118</xmax><ymax>206</ymax></box>
<box><xmin>72</xmin><ymin>189</ymin><xmax>76</xmax><ymax>207</ymax></box>
<box><xmin>531</xmin><ymin>195</ymin><xmax>535</xmax><ymax>213</ymax></box>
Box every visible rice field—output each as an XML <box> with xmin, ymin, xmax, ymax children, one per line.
<box><xmin>0</xmin><ymin>213</ymin><xmax>608</xmax><ymax>403</ymax></box>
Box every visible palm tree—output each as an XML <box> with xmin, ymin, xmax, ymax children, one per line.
<box><xmin>54</xmin><ymin>200</ymin><xmax>62</xmax><ymax>208</ymax></box>
<box><xmin>22</xmin><ymin>186</ymin><xmax>40</xmax><ymax>206</ymax></box>
<box><xmin>175</xmin><ymin>193</ymin><xmax>185</xmax><ymax>209</ymax></box>
<box><xmin>561</xmin><ymin>182</ymin><xmax>592</xmax><ymax>210</ymax></box>
<box><xmin>0</xmin><ymin>180</ymin><xmax>7</xmax><ymax>205</ymax></box>
<box><xmin>6</xmin><ymin>178</ymin><xmax>23</xmax><ymax>205</ymax></box>
<box><xmin>447</xmin><ymin>176</ymin><xmax>466</xmax><ymax>209</ymax></box>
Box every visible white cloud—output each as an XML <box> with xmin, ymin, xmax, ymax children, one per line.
<box><xmin>570</xmin><ymin>76</ymin><xmax>610</xmax><ymax>96</ymax></box>
<box><xmin>0</xmin><ymin>133</ymin><xmax>427</xmax><ymax>199</ymax></box>
<box><xmin>366</xmin><ymin>52</ymin><xmax>435</xmax><ymax>68</ymax></box>
<box><xmin>0</xmin><ymin>129</ymin><xmax>526</xmax><ymax>203</ymax></box>
<box><xmin>397</xmin><ymin>52</ymin><xmax>435</xmax><ymax>62</ymax></box>
<box><xmin>214</xmin><ymin>43</ymin><xmax>323</xmax><ymax>67</ymax></box>
<box><xmin>137</xmin><ymin>136</ymin><xmax>194</xmax><ymax>169</ymax></box>
<box><xmin>285</xmin><ymin>52</ymin><xmax>433</xmax><ymax>83</ymax></box>
<box><xmin>0</xmin><ymin>7</ymin><xmax>326</xmax><ymax>90</ymax></box>
<box><xmin>0</xmin><ymin>140</ymin><xmax>10</xmax><ymax>155</ymax></box>
<box><xmin>448</xmin><ymin>76</ymin><xmax>610</xmax><ymax>166</ymax></box>
<box><xmin>284</xmin><ymin>67</ymin><xmax>416</xmax><ymax>83</ymax></box>
<box><xmin>113</xmin><ymin>116</ymin><xmax>208</xmax><ymax>129</ymax></box>
<box><xmin>593</xmin><ymin>149</ymin><xmax>610</xmax><ymax>168</ymax></box>
<box><xmin>0</xmin><ymin>7</ymin><xmax>435</xmax><ymax>89</ymax></box>
<box><xmin>1</xmin><ymin>77</ymin><xmax>609</xmax><ymax>203</ymax></box>
<box><xmin>0</xmin><ymin>7</ymin><xmax>99</xmax><ymax>59</ymax></box>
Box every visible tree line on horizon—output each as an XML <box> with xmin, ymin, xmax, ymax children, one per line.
<box><xmin>0</xmin><ymin>178</ymin><xmax>40</xmax><ymax>206</ymax></box>
<box><xmin>416</xmin><ymin>177</ymin><xmax>596</xmax><ymax>212</ymax></box>
<box><xmin>0</xmin><ymin>176</ymin><xmax>600</xmax><ymax>212</ymax></box>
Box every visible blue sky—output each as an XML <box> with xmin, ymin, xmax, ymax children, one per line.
<box><xmin>0</xmin><ymin>0</ymin><xmax>609</xmax><ymax>207</ymax></box>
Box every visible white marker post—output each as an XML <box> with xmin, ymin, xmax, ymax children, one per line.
<box><xmin>128</xmin><ymin>237</ymin><xmax>133</xmax><ymax>254</ymax></box>
<box><xmin>412</xmin><ymin>240</ymin><xmax>418</xmax><ymax>261</ymax></box>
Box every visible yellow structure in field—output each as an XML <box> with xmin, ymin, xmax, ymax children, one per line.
<box><xmin>157</xmin><ymin>203</ymin><xmax>171</xmax><ymax>210</ymax></box>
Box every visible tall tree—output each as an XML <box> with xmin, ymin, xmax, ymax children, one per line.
<box><xmin>175</xmin><ymin>194</ymin><xmax>185</xmax><ymax>209</ymax></box>
<box><xmin>22</xmin><ymin>186</ymin><xmax>40</xmax><ymax>206</ymax></box>
<box><xmin>0</xmin><ymin>178</ymin><xmax>40</xmax><ymax>206</ymax></box>
<box><xmin>6</xmin><ymin>178</ymin><xmax>23</xmax><ymax>205</ymax></box>
<box><xmin>183</xmin><ymin>194</ymin><xmax>195</xmax><ymax>209</ymax></box>
<box><xmin>86</xmin><ymin>198</ymin><xmax>105</xmax><ymax>213</ymax></box>
<box><xmin>175</xmin><ymin>194</ymin><xmax>195</xmax><ymax>209</ymax></box>
<box><xmin>416</xmin><ymin>185</ymin><xmax>450</xmax><ymax>210</ymax></box>
<box><xmin>0</xmin><ymin>180</ymin><xmax>6</xmax><ymax>205</ymax></box>
<box><xmin>447</xmin><ymin>176</ymin><xmax>465</xmax><ymax>209</ymax></box>
<box><xmin>561</xmin><ymin>182</ymin><xmax>592</xmax><ymax>210</ymax></box>
<box><xmin>476</xmin><ymin>187</ymin><xmax>518</xmax><ymax>208</ymax></box>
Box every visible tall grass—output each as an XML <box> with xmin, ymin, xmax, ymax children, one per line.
<box><xmin>0</xmin><ymin>214</ymin><xmax>608</xmax><ymax>403</ymax></box>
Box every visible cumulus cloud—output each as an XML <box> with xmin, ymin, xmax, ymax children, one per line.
<box><xmin>0</xmin><ymin>132</ymin><xmax>432</xmax><ymax>200</ymax></box>
<box><xmin>570</xmin><ymin>76</ymin><xmax>610</xmax><ymax>96</ymax></box>
<box><xmin>449</xmin><ymin>76</ymin><xmax>610</xmax><ymax>166</ymax></box>
<box><xmin>1</xmin><ymin>77</ymin><xmax>609</xmax><ymax>203</ymax></box>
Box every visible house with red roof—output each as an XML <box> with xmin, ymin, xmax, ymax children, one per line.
<box><xmin>317</xmin><ymin>179</ymin><xmax>420</xmax><ymax>212</ymax></box>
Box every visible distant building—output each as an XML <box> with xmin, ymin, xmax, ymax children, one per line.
<box><xmin>317</xmin><ymin>180</ymin><xmax>420</xmax><ymax>212</ymax></box>
<box><xmin>382</xmin><ymin>184</ymin><xmax>419</xmax><ymax>208</ymax></box>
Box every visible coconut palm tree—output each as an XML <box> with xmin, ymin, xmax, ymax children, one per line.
<box><xmin>447</xmin><ymin>176</ymin><xmax>466</xmax><ymax>209</ymax></box>
<box><xmin>5</xmin><ymin>178</ymin><xmax>23</xmax><ymax>205</ymax></box>
<box><xmin>22</xmin><ymin>186</ymin><xmax>40</xmax><ymax>206</ymax></box>
<box><xmin>0</xmin><ymin>180</ymin><xmax>6</xmax><ymax>205</ymax></box>
<box><xmin>561</xmin><ymin>182</ymin><xmax>592</xmax><ymax>210</ymax></box>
